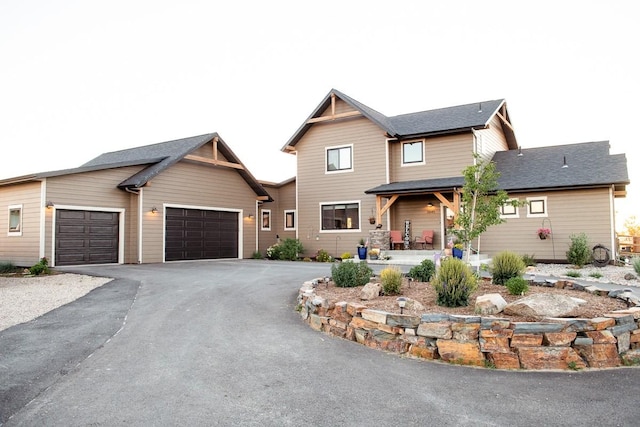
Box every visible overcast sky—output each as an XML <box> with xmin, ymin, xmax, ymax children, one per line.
<box><xmin>1</xmin><ymin>1</ymin><xmax>637</xmax><ymax>222</ymax></box>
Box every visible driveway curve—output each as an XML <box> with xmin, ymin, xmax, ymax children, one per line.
<box><xmin>2</xmin><ymin>260</ymin><xmax>640</xmax><ymax>426</ymax></box>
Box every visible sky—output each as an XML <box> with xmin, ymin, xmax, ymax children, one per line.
<box><xmin>1</xmin><ymin>1</ymin><xmax>638</xmax><ymax>226</ymax></box>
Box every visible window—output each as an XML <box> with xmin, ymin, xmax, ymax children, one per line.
<box><xmin>321</xmin><ymin>202</ymin><xmax>360</xmax><ymax>231</ymax></box>
<box><xmin>500</xmin><ymin>199</ymin><xmax>519</xmax><ymax>218</ymax></box>
<box><xmin>326</xmin><ymin>145</ymin><xmax>352</xmax><ymax>172</ymax></box>
<box><xmin>8</xmin><ymin>204</ymin><xmax>22</xmax><ymax>236</ymax></box>
<box><xmin>402</xmin><ymin>140</ymin><xmax>424</xmax><ymax>165</ymax></box>
<box><xmin>527</xmin><ymin>197</ymin><xmax>548</xmax><ymax>218</ymax></box>
<box><xmin>284</xmin><ymin>210</ymin><xmax>296</xmax><ymax>230</ymax></box>
<box><xmin>261</xmin><ymin>209</ymin><xmax>271</xmax><ymax>231</ymax></box>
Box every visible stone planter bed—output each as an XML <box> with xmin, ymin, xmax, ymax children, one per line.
<box><xmin>297</xmin><ymin>278</ymin><xmax>640</xmax><ymax>370</ymax></box>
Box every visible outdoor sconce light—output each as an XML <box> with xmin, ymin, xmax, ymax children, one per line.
<box><xmin>426</xmin><ymin>202</ymin><xmax>436</xmax><ymax>213</ymax></box>
<box><xmin>396</xmin><ymin>297</ymin><xmax>407</xmax><ymax>314</ymax></box>
<box><xmin>45</xmin><ymin>201</ymin><xmax>54</xmax><ymax>209</ymax></box>
<box><xmin>324</xmin><ymin>276</ymin><xmax>330</xmax><ymax>288</ymax></box>
<box><xmin>316</xmin><ymin>234</ymin><xmax>320</xmax><ymax>241</ymax></box>
<box><xmin>247</xmin><ymin>214</ymin><xmax>255</xmax><ymax>220</ymax></box>
<box><xmin>151</xmin><ymin>207</ymin><xmax>158</xmax><ymax>214</ymax></box>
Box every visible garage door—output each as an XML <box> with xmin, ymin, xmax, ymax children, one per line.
<box><xmin>55</xmin><ymin>209</ymin><xmax>119</xmax><ymax>266</ymax></box>
<box><xmin>165</xmin><ymin>208</ymin><xmax>238</xmax><ymax>261</ymax></box>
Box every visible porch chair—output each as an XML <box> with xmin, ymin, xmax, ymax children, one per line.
<box><xmin>414</xmin><ymin>230</ymin><xmax>434</xmax><ymax>249</ymax></box>
<box><xmin>390</xmin><ymin>230</ymin><xmax>404</xmax><ymax>250</ymax></box>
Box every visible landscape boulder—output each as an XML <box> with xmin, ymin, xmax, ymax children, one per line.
<box><xmin>504</xmin><ymin>294</ymin><xmax>586</xmax><ymax>319</ymax></box>
<box><xmin>475</xmin><ymin>293</ymin><xmax>507</xmax><ymax>315</ymax></box>
<box><xmin>360</xmin><ymin>282</ymin><xmax>382</xmax><ymax>301</ymax></box>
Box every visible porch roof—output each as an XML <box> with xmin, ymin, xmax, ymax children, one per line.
<box><xmin>364</xmin><ymin>176</ymin><xmax>464</xmax><ymax>196</ymax></box>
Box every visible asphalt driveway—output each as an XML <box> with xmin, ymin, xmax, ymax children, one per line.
<box><xmin>2</xmin><ymin>260</ymin><xmax>640</xmax><ymax>426</ymax></box>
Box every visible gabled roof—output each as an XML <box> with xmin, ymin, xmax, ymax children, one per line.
<box><xmin>283</xmin><ymin>89</ymin><xmax>513</xmax><ymax>150</ymax></box>
<box><xmin>365</xmin><ymin>141</ymin><xmax>629</xmax><ymax>196</ymax></box>
<box><xmin>0</xmin><ymin>133</ymin><xmax>273</xmax><ymax>201</ymax></box>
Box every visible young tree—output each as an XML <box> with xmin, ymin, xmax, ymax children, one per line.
<box><xmin>451</xmin><ymin>154</ymin><xmax>516</xmax><ymax>264</ymax></box>
<box><xmin>624</xmin><ymin>216</ymin><xmax>640</xmax><ymax>236</ymax></box>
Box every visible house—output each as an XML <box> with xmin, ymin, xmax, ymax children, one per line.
<box><xmin>0</xmin><ymin>133</ymin><xmax>272</xmax><ymax>267</ymax></box>
<box><xmin>280</xmin><ymin>89</ymin><xmax>629</xmax><ymax>261</ymax></box>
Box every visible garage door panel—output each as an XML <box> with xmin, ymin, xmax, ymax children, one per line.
<box><xmin>55</xmin><ymin>209</ymin><xmax>119</xmax><ymax>266</ymax></box>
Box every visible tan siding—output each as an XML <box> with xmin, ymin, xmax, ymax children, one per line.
<box><xmin>391</xmin><ymin>196</ymin><xmax>444</xmax><ymax>249</ymax></box>
<box><xmin>478</xmin><ymin>116</ymin><xmax>509</xmax><ymax>161</ymax></box>
<box><xmin>0</xmin><ymin>181</ymin><xmax>43</xmax><ymax>266</ymax></box>
<box><xmin>480</xmin><ymin>189</ymin><xmax>613</xmax><ymax>260</ymax></box>
<box><xmin>142</xmin><ymin>161</ymin><xmax>259</xmax><ymax>262</ymax></box>
<box><xmin>319</xmin><ymin>98</ymin><xmax>357</xmax><ymax>117</ymax></box>
<box><xmin>296</xmin><ymin>117</ymin><xmax>388</xmax><ymax>257</ymax></box>
<box><xmin>257</xmin><ymin>180</ymin><xmax>297</xmax><ymax>255</ymax></box>
<box><xmin>389</xmin><ymin>134</ymin><xmax>475</xmax><ymax>182</ymax></box>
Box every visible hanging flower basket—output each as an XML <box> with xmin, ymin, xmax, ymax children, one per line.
<box><xmin>537</xmin><ymin>228</ymin><xmax>551</xmax><ymax>240</ymax></box>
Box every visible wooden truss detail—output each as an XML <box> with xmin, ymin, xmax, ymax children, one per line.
<box><xmin>306</xmin><ymin>93</ymin><xmax>362</xmax><ymax>124</ymax></box>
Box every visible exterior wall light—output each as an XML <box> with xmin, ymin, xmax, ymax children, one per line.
<box><xmin>45</xmin><ymin>201</ymin><xmax>54</xmax><ymax>209</ymax></box>
<box><xmin>151</xmin><ymin>207</ymin><xmax>158</xmax><ymax>214</ymax></box>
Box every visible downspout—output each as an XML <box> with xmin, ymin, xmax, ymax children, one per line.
<box><xmin>609</xmin><ymin>185</ymin><xmax>617</xmax><ymax>262</ymax></box>
<box><xmin>124</xmin><ymin>186</ymin><xmax>142</xmax><ymax>264</ymax></box>
<box><xmin>385</xmin><ymin>138</ymin><xmax>392</xmax><ymax>231</ymax></box>
<box><xmin>39</xmin><ymin>179</ymin><xmax>47</xmax><ymax>260</ymax></box>
<box><xmin>255</xmin><ymin>199</ymin><xmax>259</xmax><ymax>252</ymax></box>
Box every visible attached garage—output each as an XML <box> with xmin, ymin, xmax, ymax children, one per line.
<box><xmin>55</xmin><ymin>209</ymin><xmax>120</xmax><ymax>266</ymax></box>
<box><xmin>165</xmin><ymin>207</ymin><xmax>239</xmax><ymax>261</ymax></box>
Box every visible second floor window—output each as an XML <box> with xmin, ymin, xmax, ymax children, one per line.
<box><xmin>326</xmin><ymin>145</ymin><xmax>352</xmax><ymax>172</ymax></box>
<box><xmin>402</xmin><ymin>141</ymin><xmax>424</xmax><ymax>165</ymax></box>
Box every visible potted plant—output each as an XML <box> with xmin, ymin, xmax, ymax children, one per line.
<box><xmin>357</xmin><ymin>238</ymin><xmax>368</xmax><ymax>260</ymax></box>
<box><xmin>369</xmin><ymin>247</ymin><xmax>380</xmax><ymax>260</ymax></box>
<box><xmin>537</xmin><ymin>228</ymin><xmax>551</xmax><ymax>240</ymax></box>
<box><xmin>368</xmin><ymin>209</ymin><xmax>376</xmax><ymax>225</ymax></box>
<box><xmin>452</xmin><ymin>243</ymin><xmax>464</xmax><ymax>259</ymax></box>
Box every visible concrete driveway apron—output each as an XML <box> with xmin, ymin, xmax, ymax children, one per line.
<box><xmin>2</xmin><ymin>260</ymin><xmax>640</xmax><ymax>426</ymax></box>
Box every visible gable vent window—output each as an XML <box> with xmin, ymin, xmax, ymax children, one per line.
<box><xmin>402</xmin><ymin>141</ymin><xmax>425</xmax><ymax>165</ymax></box>
<box><xmin>326</xmin><ymin>145</ymin><xmax>353</xmax><ymax>173</ymax></box>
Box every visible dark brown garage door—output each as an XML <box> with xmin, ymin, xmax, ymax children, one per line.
<box><xmin>165</xmin><ymin>208</ymin><xmax>238</xmax><ymax>261</ymax></box>
<box><xmin>55</xmin><ymin>209</ymin><xmax>119</xmax><ymax>266</ymax></box>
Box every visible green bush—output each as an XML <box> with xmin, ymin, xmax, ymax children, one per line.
<box><xmin>505</xmin><ymin>277</ymin><xmax>529</xmax><ymax>295</ymax></box>
<box><xmin>266</xmin><ymin>244</ymin><xmax>282</xmax><ymax>260</ymax></box>
<box><xmin>279</xmin><ymin>238</ymin><xmax>303</xmax><ymax>261</ymax></box>
<box><xmin>566</xmin><ymin>233</ymin><xmax>591</xmax><ymax>267</ymax></box>
<box><xmin>566</xmin><ymin>270</ymin><xmax>581</xmax><ymax>278</ymax></box>
<box><xmin>29</xmin><ymin>257</ymin><xmax>50</xmax><ymax>276</ymax></box>
<box><xmin>0</xmin><ymin>261</ymin><xmax>17</xmax><ymax>274</ymax></box>
<box><xmin>252</xmin><ymin>250</ymin><xmax>263</xmax><ymax>259</ymax></box>
<box><xmin>380</xmin><ymin>266</ymin><xmax>403</xmax><ymax>295</ymax></box>
<box><xmin>431</xmin><ymin>257</ymin><xmax>478</xmax><ymax>307</ymax></box>
<box><xmin>408</xmin><ymin>259</ymin><xmax>436</xmax><ymax>282</ymax></box>
<box><xmin>632</xmin><ymin>257</ymin><xmax>640</xmax><ymax>275</ymax></box>
<box><xmin>316</xmin><ymin>249</ymin><xmax>332</xmax><ymax>263</ymax></box>
<box><xmin>331</xmin><ymin>262</ymin><xmax>373</xmax><ymax>288</ymax></box>
<box><xmin>340</xmin><ymin>252</ymin><xmax>353</xmax><ymax>260</ymax></box>
<box><xmin>521</xmin><ymin>253</ymin><xmax>536</xmax><ymax>267</ymax></box>
<box><xmin>491</xmin><ymin>251</ymin><xmax>526</xmax><ymax>285</ymax></box>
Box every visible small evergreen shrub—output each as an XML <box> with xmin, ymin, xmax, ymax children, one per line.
<box><xmin>566</xmin><ymin>233</ymin><xmax>591</xmax><ymax>267</ymax></box>
<box><xmin>266</xmin><ymin>244</ymin><xmax>282</xmax><ymax>260</ymax></box>
<box><xmin>633</xmin><ymin>257</ymin><xmax>640</xmax><ymax>275</ymax></box>
<box><xmin>29</xmin><ymin>257</ymin><xmax>50</xmax><ymax>276</ymax></box>
<box><xmin>251</xmin><ymin>250</ymin><xmax>263</xmax><ymax>259</ymax></box>
<box><xmin>340</xmin><ymin>252</ymin><xmax>353</xmax><ymax>260</ymax></box>
<box><xmin>279</xmin><ymin>238</ymin><xmax>303</xmax><ymax>261</ymax></box>
<box><xmin>521</xmin><ymin>253</ymin><xmax>536</xmax><ymax>267</ymax></box>
<box><xmin>0</xmin><ymin>261</ymin><xmax>17</xmax><ymax>274</ymax></box>
<box><xmin>316</xmin><ymin>249</ymin><xmax>332</xmax><ymax>263</ymax></box>
<box><xmin>380</xmin><ymin>266</ymin><xmax>403</xmax><ymax>295</ymax></box>
<box><xmin>408</xmin><ymin>259</ymin><xmax>436</xmax><ymax>282</ymax></box>
<box><xmin>566</xmin><ymin>270</ymin><xmax>581</xmax><ymax>278</ymax></box>
<box><xmin>331</xmin><ymin>262</ymin><xmax>373</xmax><ymax>288</ymax></box>
<box><xmin>491</xmin><ymin>251</ymin><xmax>525</xmax><ymax>285</ymax></box>
<box><xmin>431</xmin><ymin>257</ymin><xmax>478</xmax><ymax>307</ymax></box>
<box><xmin>588</xmin><ymin>272</ymin><xmax>603</xmax><ymax>279</ymax></box>
<box><xmin>505</xmin><ymin>277</ymin><xmax>529</xmax><ymax>295</ymax></box>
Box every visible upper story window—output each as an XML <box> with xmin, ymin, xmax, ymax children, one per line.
<box><xmin>527</xmin><ymin>196</ymin><xmax>548</xmax><ymax>218</ymax></box>
<box><xmin>500</xmin><ymin>198</ymin><xmax>519</xmax><ymax>218</ymax></box>
<box><xmin>284</xmin><ymin>210</ymin><xmax>296</xmax><ymax>230</ymax></box>
<box><xmin>402</xmin><ymin>140</ymin><xmax>424</xmax><ymax>165</ymax></box>
<box><xmin>326</xmin><ymin>145</ymin><xmax>353</xmax><ymax>173</ymax></box>
<box><xmin>321</xmin><ymin>202</ymin><xmax>360</xmax><ymax>231</ymax></box>
<box><xmin>8</xmin><ymin>204</ymin><xmax>22</xmax><ymax>236</ymax></box>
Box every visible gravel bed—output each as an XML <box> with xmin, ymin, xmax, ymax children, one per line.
<box><xmin>531</xmin><ymin>263</ymin><xmax>638</xmax><ymax>287</ymax></box>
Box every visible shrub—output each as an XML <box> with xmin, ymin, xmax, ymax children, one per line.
<box><xmin>341</xmin><ymin>252</ymin><xmax>353</xmax><ymax>260</ymax></box>
<box><xmin>431</xmin><ymin>257</ymin><xmax>478</xmax><ymax>307</ymax></box>
<box><xmin>251</xmin><ymin>250</ymin><xmax>263</xmax><ymax>259</ymax></box>
<box><xmin>566</xmin><ymin>233</ymin><xmax>591</xmax><ymax>267</ymax></box>
<box><xmin>566</xmin><ymin>270</ymin><xmax>581</xmax><ymax>278</ymax></box>
<box><xmin>0</xmin><ymin>261</ymin><xmax>17</xmax><ymax>274</ymax></box>
<box><xmin>521</xmin><ymin>253</ymin><xmax>536</xmax><ymax>267</ymax></box>
<box><xmin>491</xmin><ymin>251</ymin><xmax>525</xmax><ymax>285</ymax></box>
<box><xmin>266</xmin><ymin>244</ymin><xmax>281</xmax><ymax>260</ymax></box>
<box><xmin>589</xmin><ymin>272</ymin><xmax>603</xmax><ymax>279</ymax></box>
<box><xmin>505</xmin><ymin>277</ymin><xmax>529</xmax><ymax>295</ymax></box>
<box><xmin>380</xmin><ymin>266</ymin><xmax>403</xmax><ymax>295</ymax></box>
<box><xmin>331</xmin><ymin>262</ymin><xmax>373</xmax><ymax>288</ymax></box>
<box><xmin>29</xmin><ymin>257</ymin><xmax>50</xmax><ymax>276</ymax></box>
<box><xmin>408</xmin><ymin>259</ymin><xmax>436</xmax><ymax>282</ymax></box>
<box><xmin>633</xmin><ymin>257</ymin><xmax>640</xmax><ymax>275</ymax></box>
<box><xmin>316</xmin><ymin>249</ymin><xmax>332</xmax><ymax>263</ymax></box>
<box><xmin>279</xmin><ymin>238</ymin><xmax>303</xmax><ymax>261</ymax></box>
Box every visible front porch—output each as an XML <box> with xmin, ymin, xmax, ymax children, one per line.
<box><xmin>366</xmin><ymin>249</ymin><xmax>491</xmax><ymax>268</ymax></box>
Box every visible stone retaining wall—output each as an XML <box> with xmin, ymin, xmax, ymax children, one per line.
<box><xmin>297</xmin><ymin>281</ymin><xmax>640</xmax><ymax>370</ymax></box>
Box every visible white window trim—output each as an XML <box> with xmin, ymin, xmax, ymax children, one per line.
<box><xmin>319</xmin><ymin>200</ymin><xmax>361</xmax><ymax>233</ymax></box>
<box><xmin>500</xmin><ymin>198</ymin><xmax>520</xmax><ymax>219</ymax></box>
<box><xmin>325</xmin><ymin>143</ymin><xmax>354</xmax><ymax>174</ymax></box>
<box><xmin>527</xmin><ymin>196</ymin><xmax>548</xmax><ymax>218</ymax></box>
<box><xmin>261</xmin><ymin>209</ymin><xmax>271</xmax><ymax>231</ymax></box>
<box><xmin>284</xmin><ymin>209</ymin><xmax>296</xmax><ymax>231</ymax></box>
<box><xmin>8</xmin><ymin>204</ymin><xmax>22</xmax><ymax>236</ymax></box>
<box><xmin>401</xmin><ymin>140</ymin><xmax>425</xmax><ymax>166</ymax></box>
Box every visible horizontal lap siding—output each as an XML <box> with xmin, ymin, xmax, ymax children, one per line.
<box><xmin>296</xmin><ymin>116</ymin><xmax>387</xmax><ymax>257</ymax></box>
<box><xmin>0</xmin><ymin>181</ymin><xmax>42</xmax><ymax>266</ymax></box>
<box><xmin>389</xmin><ymin>134</ymin><xmax>474</xmax><ymax>182</ymax></box>
<box><xmin>479</xmin><ymin>116</ymin><xmax>510</xmax><ymax>161</ymax></box>
<box><xmin>142</xmin><ymin>161</ymin><xmax>258</xmax><ymax>262</ymax></box>
<box><xmin>480</xmin><ymin>189</ymin><xmax>613</xmax><ymax>260</ymax></box>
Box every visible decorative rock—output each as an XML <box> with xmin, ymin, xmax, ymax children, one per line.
<box><xmin>409</xmin><ymin>345</ymin><xmax>439</xmax><ymax>360</ymax></box>
<box><xmin>451</xmin><ymin>323</ymin><xmax>481</xmax><ymax>341</ymax></box>
<box><xmin>481</xmin><ymin>317</ymin><xmax>511</xmax><ymax>330</ymax></box>
<box><xmin>417</xmin><ymin>321</ymin><xmax>453</xmax><ymax>339</ymax></box>
<box><xmin>386</xmin><ymin>314</ymin><xmax>421</xmax><ymax>328</ymax></box>
<box><xmin>543</xmin><ymin>332</ymin><xmax>577</xmax><ymax>346</ymax></box>
<box><xmin>517</xmin><ymin>346</ymin><xmax>587</xmax><ymax>370</ymax></box>
<box><xmin>346</xmin><ymin>302</ymin><xmax>367</xmax><ymax>316</ymax></box>
<box><xmin>361</xmin><ymin>309</ymin><xmax>388</xmax><ymax>324</ymax></box>
<box><xmin>511</xmin><ymin>333</ymin><xmax>543</xmax><ymax>347</ymax></box>
<box><xmin>574</xmin><ymin>337</ymin><xmax>594</xmax><ymax>346</ymax></box>
<box><xmin>589</xmin><ymin>317</ymin><xmax>616</xmax><ymax>331</ymax></box>
<box><xmin>436</xmin><ymin>340</ymin><xmax>485</xmax><ymax>366</ymax></box>
<box><xmin>617</xmin><ymin>332</ymin><xmax>631</xmax><ymax>353</ymax></box>
<box><xmin>583</xmin><ymin>330</ymin><xmax>616</xmax><ymax>344</ymax></box>
<box><xmin>624</xmin><ymin>273</ymin><xmax>637</xmax><ymax>281</ymax></box>
<box><xmin>360</xmin><ymin>282</ymin><xmax>382</xmax><ymax>300</ymax></box>
<box><xmin>511</xmin><ymin>322</ymin><xmax>564</xmax><ymax>334</ymax></box>
<box><xmin>404</xmin><ymin>298</ymin><xmax>425</xmax><ymax>312</ymax></box>
<box><xmin>609</xmin><ymin>307</ymin><xmax>640</xmax><ymax>319</ymax></box>
<box><xmin>475</xmin><ymin>293</ymin><xmax>507</xmax><ymax>315</ymax></box>
<box><xmin>421</xmin><ymin>313</ymin><xmax>451</xmax><ymax>322</ymax></box>
<box><xmin>364</xmin><ymin>330</ymin><xmax>409</xmax><ymax>353</ymax></box>
<box><xmin>350</xmin><ymin>316</ymin><xmax>381</xmax><ymax>330</ymax></box>
<box><xmin>450</xmin><ymin>315</ymin><xmax>481</xmax><ymax>324</ymax></box>
<box><xmin>610</xmin><ymin>322</ymin><xmax>637</xmax><ymax>337</ymax></box>
<box><xmin>504</xmin><ymin>294</ymin><xmax>586</xmax><ymax>318</ymax></box>
<box><xmin>479</xmin><ymin>329</ymin><xmax>513</xmax><ymax>353</ymax></box>
<box><xmin>309</xmin><ymin>314</ymin><xmax>328</xmax><ymax>331</ymax></box>
<box><xmin>603</xmin><ymin>313</ymin><xmax>635</xmax><ymax>325</ymax></box>
<box><xmin>487</xmin><ymin>351</ymin><xmax>520</xmax><ymax>369</ymax></box>
<box><xmin>574</xmin><ymin>343</ymin><xmax>620</xmax><ymax>368</ymax></box>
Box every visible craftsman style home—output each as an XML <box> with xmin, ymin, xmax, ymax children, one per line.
<box><xmin>0</xmin><ymin>133</ymin><xmax>272</xmax><ymax>266</ymax></box>
<box><xmin>278</xmin><ymin>89</ymin><xmax>629</xmax><ymax>261</ymax></box>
